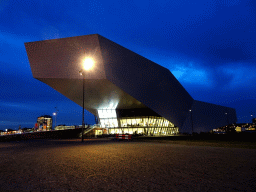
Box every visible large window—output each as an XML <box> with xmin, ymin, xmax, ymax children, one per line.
<box><xmin>97</xmin><ymin>109</ymin><xmax>178</xmax><ymax>135</ymax></box>
<box><xmin>98</xmin><ymin>109</ymin><xmax>117</xmax><ymax>118</ymax></box>
<box><xmin>119</xmin><ymin>116</ymin><xmax>174</xmax><ymax>128</ymax></box>
<box><xmin>98</xmin><ymin>109</ymin><xmax>118</xmax><ymax>128</ymax></box>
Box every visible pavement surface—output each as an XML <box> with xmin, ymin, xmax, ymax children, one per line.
<box><xmin>0</xmin><ymin>138</ymin><xmax>256</xmax><ymax>191</ymax></box>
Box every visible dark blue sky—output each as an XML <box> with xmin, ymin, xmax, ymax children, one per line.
<box><xmin>1</xmin><ymin>0</ymin><xmax>256</xmax><ymax>130</ymax></box>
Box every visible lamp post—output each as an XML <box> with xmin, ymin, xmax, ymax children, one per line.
<box><xmin>52</xmin><ymin>107</ymin><xmax>58</xmax><ymax>130</ymax></box>
<box><xmin>53</xmin><ymin>112</ymin><xmax>56</xmax><ymax>129</ymax></box>
<box><xmin>225</xmin><ymin>113</ymin><xmax>229</xmax><ymax>125</ymax></box>
<box><xmin>189</xmin><ymin>109</ymin><xmax>193</xmax><ymax>135</ymax></box>
<box><xmin>225</xmin><ymin>112</ymin><xmax>229</xmax><ymax>133</ymax></box>
<box><xmin>79</xmin><ymin>57</ymin><xmax>94</xmax><ymax>142</ymax></box>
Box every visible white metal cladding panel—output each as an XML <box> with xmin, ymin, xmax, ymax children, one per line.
<box><xmin>38</xmin><ymin>78</ymin><xmax>148</xmax><ymax>115</ymax></box>
<box><xmin>98</xmin><ymin>35</ymin><xmax>194</xmax><ymax>128</ymax></box>
<box><xmin>181</xmin><ymin>100</ymin><xmax>237</xmax><ymax>133</ymax></box>
<box><xmin>25</xmin><ymin>34</ymin><xmax>106</xmax><ymax>80</ymax></box>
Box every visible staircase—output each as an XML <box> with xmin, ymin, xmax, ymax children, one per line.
<box><xmin>83</xmin><ymin>126</ymin><xmax>95</xmax><ymax>135</ymax></box>
<box><xmin>79</xmin><ymin>125</ymin><xmax>99</xmax><ymax>137</ymax></box>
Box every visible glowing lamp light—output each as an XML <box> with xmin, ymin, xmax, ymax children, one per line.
<box><xmin>83</xmin><ymin>58</ymin><xmax>94</xmax><ymax>71</ymax></box>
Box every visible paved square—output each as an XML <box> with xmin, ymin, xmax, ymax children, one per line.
<box><xmin>0</xmin><ymin>139</ymin><xmax>255</xmax><ymax>191</ymax></box>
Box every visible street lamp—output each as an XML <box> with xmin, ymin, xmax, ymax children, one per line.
<box><xmin>53</xmin><ymin>107</ymin><xmax>58</xmax><ymax>130</ymax></box>
<box><xmin>189</xmin><ymin>109</ymin><xmax>193</xmax><ymax>135</ymax></box>
<box><xmin>225</xmin><ymin>113</ymin><xmax>229</xmax><ymax>125</ymax></box>
<box><xmin>79</xmin><ymin>57</ymin><xmax>94</xmax><ymax>142</ymax></box>
<box><xmin>53</xmin><ymin>112</ymin><xmax>56</xmax><ymax>129</ymax></box>
<box><xmin>225</xmin><ymin>112</ymin><xmax>229</xmax><ymax>132</ymax></box>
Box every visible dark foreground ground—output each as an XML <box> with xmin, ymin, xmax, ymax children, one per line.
<box><xmin>0</xmin><ymin>138</ymin><xmax>256</xmax><ymax>191</ymax></box>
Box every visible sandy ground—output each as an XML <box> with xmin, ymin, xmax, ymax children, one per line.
<box><xmin>0</xmin><ymin>138</ymin><xmax>255</xmax><ymax>191</ymax></box>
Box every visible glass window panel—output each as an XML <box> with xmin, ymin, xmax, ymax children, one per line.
<box><xmin>98</xmin><ymin>109</ymin><xmax>117</xmax><ymax>118</ymax></box>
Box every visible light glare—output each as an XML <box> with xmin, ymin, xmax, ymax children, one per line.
<box><xmin>83</xmin><ymin>58</ymin><xmax>94</xmax><ymax>71</ymax></box>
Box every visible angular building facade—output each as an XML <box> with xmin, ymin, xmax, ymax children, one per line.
<box><xmin>25</xmin><ymin>34</ymin><xmax>237</xmax><ymax>135</ymax></box>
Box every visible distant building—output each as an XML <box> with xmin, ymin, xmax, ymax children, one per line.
<box><xmin>216</xmin><ymin>122</ymin><xmax>256</xmax><ymax>133</ymax></box>
<box><xmin>35</xmin><ymin>115</ymin><xmax>53</xmax><ymax>131</ymax></box>
<box><xmin>21</xmin><ymin>128</ymin><xmax>34</xmax><ymax>133</ymax></box>
<box><xmin>3</xmin><ymin>129</ymin><xmax>17</xmax><ymax>135</ymax></box>
<box><xmin>54</xmin><ymin>125</ymin><xmax>76</xmax><ymax>130</ymax></box>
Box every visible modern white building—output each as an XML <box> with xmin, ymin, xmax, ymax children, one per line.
<box><xmin>25</xmin><ymin>34</ymin><xmax>237</xmax><ymax>135</ymax></box>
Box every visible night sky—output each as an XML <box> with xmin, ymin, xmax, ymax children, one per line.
<box><xmin>1</xmin><ymin>0</ymin><xmax>256</xmax><ymax>130</ymax></box>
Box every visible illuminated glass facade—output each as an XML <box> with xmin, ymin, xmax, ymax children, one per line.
<box><xmin>98</xmin><ymin>109</ymin><xmax>179</xmax><ymax>135</ymax></box>
<box><xmin>97</xmin><ymin>109</ymin><xmax>118</xmax><ymax>128</ymax></box>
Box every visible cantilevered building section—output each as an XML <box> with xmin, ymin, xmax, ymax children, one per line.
<box><xmin>25</xmin><ymin>34</ymin><xmax>237</xmax><ymax>135</ymax></box>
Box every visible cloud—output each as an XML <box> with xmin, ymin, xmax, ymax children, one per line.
<box><xmin>206</xmin><ymin>38</ymin><xmax>256</xmax><ymax>62</ymax></box>
<box><xmin>172</xmin><ymin>63</ymin><xmax>213</xmax><ymax>87</ymax></box>
<box><xmin>220</xmin><ymin>64</ymin><xmax>256</xmax><ymax>90</ymax></box>
<box><xmin>0</xmin><ymin>101</ymin><xmax>48</xmax><ymax>112</ymax></box>
<box><xmin>165</xmin><ymin>59</ymin><xmax>256</xmax><ymax>109</ymax></box>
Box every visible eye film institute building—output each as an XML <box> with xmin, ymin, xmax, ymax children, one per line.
<box><xmin>25</xmin><ymin>34</ymin><xmax>237</xmax><ymax>135</ymax></box>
